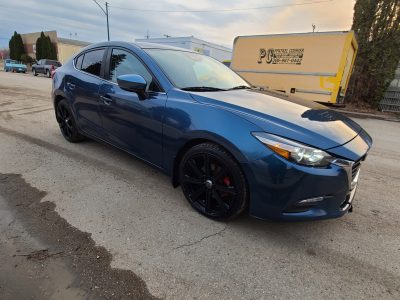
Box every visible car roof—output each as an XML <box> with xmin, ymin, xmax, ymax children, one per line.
<box><xmin>82</xmin><ymin>41</ymin><xmax>196</xmax><ymax>53</ymax></box>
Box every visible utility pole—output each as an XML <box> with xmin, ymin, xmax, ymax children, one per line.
<box><xmin>106</xmin><ymin>2</ymin><xmax>110</xmax><ymax>41</ymax></box>
<box><xmin>92</xmin><ymin>0</ymin><xmax>110</xmax><ymax>41</ymax></box>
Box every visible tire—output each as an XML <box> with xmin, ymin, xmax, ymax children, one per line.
<box><xmin>179</xmin><ymin>143</ymin><xmax>248</xmax><ymax>221</ymax></box>
<box><xmin>46</xmin><ymin>69</ymin><xmax>51</xmax><ymax>78</ymax></box>
<box><xmin>33</xmin><ymin>68</ymin><xmax>38</xmax><ymax>76</ymax></box>
<box><xmin>55</xmin><ymin>99</ymin><xmax>85</xmax><ymax>143</ymax></box>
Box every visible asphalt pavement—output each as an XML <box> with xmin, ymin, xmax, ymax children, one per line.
<box><xmin>0</xmin><ymin>71</ymin><xmax>399</xmax><ymax>299</ymax></box>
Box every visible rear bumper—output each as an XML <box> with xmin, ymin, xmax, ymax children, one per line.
<box><xmin>242</xmin><ymin>152</ymin><xmax>365</xmax><ymax>221</ymax></box>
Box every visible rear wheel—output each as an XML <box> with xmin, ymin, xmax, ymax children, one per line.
<box><xmin>56</xmin><ymin>99</ymin><xmax>85</xmax><ymax>143</ymax></box>
<box><xmin>33</xmin><ymin>68</ymin><xmax>38</xmax><ymax>76</ymax></box>
<box><xmin>179</xmin><ymin>143</ymin><xmax>247</xmax><ymax>220</ymax></box>
<box><xmin>46</xmin><ymin>69</ymin><xmax>51</xmax><ymax>78</ymax></box>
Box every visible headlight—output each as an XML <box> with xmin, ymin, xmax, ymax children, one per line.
<box><xmin>252</xmin><ymin>132</ymin><xmax>334</xmax><ymax>167</ymax></box>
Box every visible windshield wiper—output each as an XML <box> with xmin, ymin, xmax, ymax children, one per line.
<box><xmin>181</xmin><ymin>86</ymin><xmax>227</xmax><ymax>92</ymax></box>
<box><xmin>228</xmin><ymin>85</ymin><xmax>252</xmax><ymax>90</ymax></box>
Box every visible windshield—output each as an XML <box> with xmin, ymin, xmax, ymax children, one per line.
<box><xmin>146</xmin><ymin>49</ymin><xmax>249</xmax><ymax>90</ymax></box>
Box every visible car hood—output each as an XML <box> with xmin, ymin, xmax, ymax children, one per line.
<box><xmin>189</xmin><ymin>89</ymin><xmax>363</xmax><ymax>150</ymax></box>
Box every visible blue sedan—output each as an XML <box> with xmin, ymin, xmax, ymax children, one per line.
<box><xmin>52</xmin><ymin>42</ymin><xmax>372</xmax><ymax>221</ymax></box>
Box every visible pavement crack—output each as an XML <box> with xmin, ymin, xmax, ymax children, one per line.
<box><xmin>172</xmin><ymin>225</ymin><xmax>228</xmax><ymax>251</ymax></box>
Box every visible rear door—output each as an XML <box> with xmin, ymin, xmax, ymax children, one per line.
<box><xmin>67</xmin><ymin>48</ymin><xmax>106</xmax><ymax>138</ymax></box>
<box><xmin>98</xmin><ymin>47</ymin><xmax>167</xmax><ymax>167</ymax></box>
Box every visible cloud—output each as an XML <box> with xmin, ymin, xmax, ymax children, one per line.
<box><xmin>0</xmin><ymin>0</ymin><xmax>355</xmax><ymax>48</ymax></box>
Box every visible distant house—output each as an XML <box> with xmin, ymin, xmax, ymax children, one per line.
<box><xmin>135</xmin><ymin>36</ymin><xmax>232</xmax><ymax>62</ymax></box>
<box><xmin>20</xmin><ymin>30</ymin><xmax>90</xmax><ymax>64</ymax></box>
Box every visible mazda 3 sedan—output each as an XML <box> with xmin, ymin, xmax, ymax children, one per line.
<box><xmin>52</xmin><ymin>41</ymin><xmax>372</xmax><ymax>221</ymax></box>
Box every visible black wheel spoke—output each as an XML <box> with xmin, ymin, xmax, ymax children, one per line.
<box><xmin>215</xmin><ymin>184</ymin><xmax>237</xmax><ymax>195</ymax></box>
<box><xmin>190</xmin><ymin>186</ymin><xmax>206</xmax><ymax>202</ymax></box>
<box><xmin>205</xmin><ymin>190</ymin><xmax>212</xmax><ymax>212</ymax></box>
<box><xmin>183</xmin><ymin>175</ymin><xmax>203</xmax><ymax>185</ymax></box>
<box><xmin>213</xmin><ymin>190</ymin><xmax>229</xmax><ymax>212</ymax></box>
<box><xmin>188</xmin><ymin>159</ymin><xmax>203</xmax><ymax>178</ymax></box>
<box><xmin>204</xmin><ymin>154</ymin><xmax>211</xmax><ymax>177</ymax></box>
<box><xmin>213</xmin><ymin>166</ymin><xmax>226</xmax><ymax>181</ymax></box>
<box><xmin>56</xmin><ymin>111</ymin><xmax>63</xmax><ymax>122</ymax></box>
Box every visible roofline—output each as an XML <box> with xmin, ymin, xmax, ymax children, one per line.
<box><xmin>233</xmin><ymin>30</ymin><xmax>354</xmax><ymax>45</ymax></box>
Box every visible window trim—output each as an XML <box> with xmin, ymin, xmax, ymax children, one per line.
<box><xmin>104</xmin><ymin>46</ymin><xmax>164</xmax><ymax>93</ymax></box>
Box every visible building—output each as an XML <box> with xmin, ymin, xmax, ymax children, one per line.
<box><xmin>135</xmin><ymin>36</ymin><xmax>232</xmax><ymax>62</ymax></box>
<box><xmin>20</xmin><ymin>30</ymin><xmax>90</xmax><ymax>64</ymax></box>
<box><xmin>379</xmin><ymin>63</ymin><xmax>400</xmax><ymax>112</ymax></box>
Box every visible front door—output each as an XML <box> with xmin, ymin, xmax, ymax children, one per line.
<box><xmin>99</xmin><ymin>48</ymin><xmax>166</xmax><ymax>167</ymax></box>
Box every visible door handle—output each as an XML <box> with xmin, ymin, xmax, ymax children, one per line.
<box><xmin>100</xmin><ymin>95</ymin><xmax>113</xmax><ymax>105</ymax></box>
<box><xmin>66</xmin><ymin>82</ymin><xmax>75</xmax><ymax>90</ymax></box>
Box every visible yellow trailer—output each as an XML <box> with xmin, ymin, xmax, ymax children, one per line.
<box><xmin>231</xmin><ymin>31</ymin><xmax>358</xmax><ymax>105</ymax></box>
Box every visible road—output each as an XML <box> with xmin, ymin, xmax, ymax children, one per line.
<box><xmin>0</xmin><ymin>71</ymin><xmax>399</xmax><ymax>299</ymax></box>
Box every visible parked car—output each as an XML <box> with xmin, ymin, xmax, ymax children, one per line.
<box><xmin>32</xmin><ymin>59</ymin><xmax>61</xmax><ymax>77</ymax></box>
<box><xmin>52</xmin><ymin>42</ymin><xmax>372</xmax><ymax>221</ymax></box>
<box><xmin>4</xmin><ymin>59</ymin><xmax>27</xmax><ymax>73</ymax></box>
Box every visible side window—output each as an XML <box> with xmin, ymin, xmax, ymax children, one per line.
<box><xmin>75</xmin><ymin>55</ymin><xmax>83</xmax><ymax>69</ymax></box>
<box><xmin>108</xmin><ymin>48</ymin><xmax>159</xmax><ymax>92</ymax></box>
<box><xmin>81</xmin><ymin>49</ymin><xmax>105</xmax><ymax>77</ymax></box>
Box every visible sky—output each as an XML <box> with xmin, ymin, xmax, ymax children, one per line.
<box><xmin>0</xmin><ymin>0</ymin><xmax>356</xmax><ymax>49</ymax></box>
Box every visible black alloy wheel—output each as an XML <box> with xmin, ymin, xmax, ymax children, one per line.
<box><xmin>56</xmin><ymin>100</ymin><xmax>85</xmax><ymax>143</ymax></box>
<box><xmin>179</xmin><ymin>143</ymin><xmax>247</xmax><ymax>220</ymax></box>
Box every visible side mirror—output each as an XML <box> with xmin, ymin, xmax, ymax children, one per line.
<box><xmin>117</xmin><ymin>74</ymin><xmax>147</xmax><ymax>99</ymax></box>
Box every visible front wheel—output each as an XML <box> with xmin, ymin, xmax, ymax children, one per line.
<box><xmin>33</xmin><ymin>68</ymin><xmax>38</xmax><ymax>76</ymax></box>
<box><xmin>46</xmin><ymin>69</ymin><xmax>51</xmax><ymax>78</ymax></box>
<box><xmin>179</xmin><ymin>143</ymin><xmax>248</xmax><ymax>221</ymax></box>
<box><xmin>55</xmin><ymin>99</ymin><xmax>85</xmax><ymax>143</ymax></box>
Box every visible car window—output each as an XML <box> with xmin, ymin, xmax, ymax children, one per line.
<box><xmin>81</xmin><ymin>49</ymin><xmax>105</xmax><ymax>77</ymax></box>
<box><xmin>146</xmin><ymin>49</ymin><xmax>249</xmax><ymax>90</ymax></box>
<box><xmin>75</xmin><ymin>55</ymin><xmax>83</xmax><ymax>69</ymax></box>
<box><xmin>108</xmin><ymin>48</ymin><xmax>159</xmax><ymax>92</ymax></box>
<box><xmin>47</xmin><ymin>60</ymin><xmax>61</xmax><ymax>67</ymax></box>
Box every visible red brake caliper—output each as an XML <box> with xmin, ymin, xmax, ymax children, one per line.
<box><xmin>223</xmin><ymin>176</ymin><xmax>231</xmax><ymax>186</ymax></box>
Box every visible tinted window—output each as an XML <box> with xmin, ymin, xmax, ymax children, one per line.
<box><xmin>46</xmin><ymin>60</ymin><xmax>61</xmax><ymax>67</ymax></box>
<box><xmin>81</xmin><ymin>49</ymin><xmax>105</xmax><ymax>77</ymax></box>
<box><xmin>75</xmin><ymin>55</ymin><xmax>83</xmax><ymax>69</ymax></box>
<box><xmin>108</xmin><ymin>48</ymin><xmax>158</xmax><ymax>91</ymax></box>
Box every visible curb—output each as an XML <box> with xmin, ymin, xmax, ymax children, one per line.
<box><xmin>334</xmin><ymin>110</ymin><xmax>400</xmax><ymax>122</ymax></box>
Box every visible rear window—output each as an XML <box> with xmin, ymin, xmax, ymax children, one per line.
<box><xmin>80</xmin><ymin>49</ymin><xmax>105</xmax><ymax>77</ymax></box>
<box><xmin>46</xmin><ymin>60</ymin><xmax>61</xmax><ymax>67</ymax></box>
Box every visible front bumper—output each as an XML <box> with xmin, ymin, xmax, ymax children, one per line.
<box><xmin>242</xmin><ymin>153</ymin><xmax>365</xmax><ymax>221</ymax></box>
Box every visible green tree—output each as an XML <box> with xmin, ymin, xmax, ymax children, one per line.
<box><xmin>35</xmin><ymin>32</ymin><xmax>57</xmax><ymax>60</ymax></box>
<box><xmin>346</xmin><ymin>0</ymin><xmax>400</xmax><ymax>107</ymax></box>
<box><xmin>9</xmin><ymin>31</ymin><xmax>25</xmax><ymax>61</ymax></box>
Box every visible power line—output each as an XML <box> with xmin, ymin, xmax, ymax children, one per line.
<box><xmin>109</xmin><ymin>0</ymin><xmax>334</xmax><ymax>13</ymax></box>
